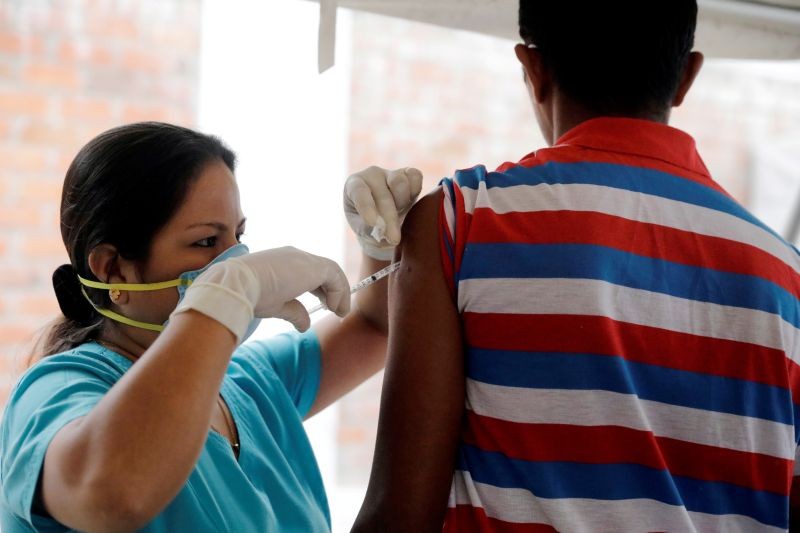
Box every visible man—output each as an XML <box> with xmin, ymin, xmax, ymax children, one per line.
<box><xmin>353</xmin><ymin>1</ymin><xmax>800</xmax><ymax>531</ymax></box>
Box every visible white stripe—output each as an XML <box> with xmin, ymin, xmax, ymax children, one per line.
<box><xmin>459</xmin><ymin>182</ymin><xmax>800</xmax><ymax>278</ymax></box>
<box><xmin>794</xmin><ymin>446</ymin><xmax>800</xmax><ymax>476</ymax></box>
<box><xmin>442</xmin><ymin>183</ymin><xmax>455</xmax><ymax>242</ymax></box>
<box><xmin>449</xmin><ymin>470</ymin><xmax>783</xmax><ymax>533</ymax></box>
<box><xmin>457</xmin><ymin>277</ymin><xmax>799</xmax><ymax>366</ymax></box>
<box><xmin>466</xmin><ymin>380</ymin><xmax>795</xmax><ymax>460</ymax></box>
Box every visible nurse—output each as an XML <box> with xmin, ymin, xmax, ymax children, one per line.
<box><xmin>0</xmin><ymin>122</ymin><xmax>422</xmax><ymax>532</ymax></box>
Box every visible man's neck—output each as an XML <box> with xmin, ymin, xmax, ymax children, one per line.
<box><xmin>549</xmin><ymin>93</ymin><xmax>670</xmax><ymax>143</ymax></box>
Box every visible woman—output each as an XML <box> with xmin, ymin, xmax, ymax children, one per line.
<box><xmin>0</xmin><ymin>122</ymin><xmax>421</xmax><ymax>532</ymax></box>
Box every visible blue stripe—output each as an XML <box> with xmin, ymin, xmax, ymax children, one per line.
<box><xmin>459</xmin><ymin>243</ymin><xmax>800</xmax><ymax>329</ymax></box>
<box><xmin>453</xmin><ymin>161</ymin><xmax>785</xmax><ymax>243</ymax></box>
<box><xmin>467</xmin><ymin>348</ymin><xmax>793</xmax><ymax>425</ymax></box>
<box><xmin>459</xmin><ymin>445</ymin><xmax>787</xmax><ymax>528</ymax></box>
<box><xmin>441</xmin><ymin>227</ymin><xmax>454</xmax><ymax>265</ymax></box>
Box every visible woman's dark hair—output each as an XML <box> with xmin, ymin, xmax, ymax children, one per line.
<box><xmin>32</xmin><ymin>122</ymin><xmax>236</xmax><ymax>361</ymax></box>
<box><xmin>519</xmin><ymin>0</ymin><xmax>698</xmax><ymax>119</ymax></box>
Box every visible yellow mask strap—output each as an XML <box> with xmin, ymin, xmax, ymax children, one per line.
<box><xmin>77</xmin><ymin>276</ymin><xmax>192</xmax><ymax>291</ymax></box>
<box><xmin>79</xmin><ymin>287</ymin><xmax>166</xmax><ymax>332</ymax></box>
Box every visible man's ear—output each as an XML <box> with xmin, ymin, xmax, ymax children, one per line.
<box><xmin>515</xmin><ymin>43</ymin><xmax>550</xmax><ymax>104</ymax></box>
<box><xmin>672</xmin><ymin>51</ymin><xmax>704</xmax><ymax>108</ymax></box>
<box><xmin>88</xmin><ymin>244</ymin><xmax>131</xmax><ymax>305</ymax></box>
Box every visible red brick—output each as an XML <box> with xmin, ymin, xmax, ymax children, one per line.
<box><xmin>23</xmin><ymin>63</ymin><xmax>81</xmax><ymax>89</ymax></box>
<box><xmin>0</xmin><ymin>325</ymin><xmax>35</xmax><ymax>345</ymax></box>
<box><xmin>152</xmin><ymin>29</ymin><xmax>199</xmax><ymax>50</ymax></box>
<box><xmin>122</xmin><ymin>48</ymin><xmax>167</xmax><ymax>73</ymax></box>
<box><xmin>61</xmin><ymin>97</ymin><xmax>114</xmax><ymax>122</ymax></box>
<box><xmin>0</xmin><ymin>145</ymin><xmax>48</xmax><ymax>172</ymax></box>
<box><xmin>122</xmin><ymin>103</ymin><xmax>172</xmax><ymax>123</ymax></box>
<box><xmin>0</xmin><ymin>32</ymin><xmax>22</xmax><ymax>54</ymax></box>
<box><xmin>90</xmin><ymin>46</ymin><xmax>115</xmax><ymax>67</ymax></box>
<box><xmin>20</xmin><ymin>295</ymin><xmax>59</xmax><ymax>316</ymax></box>
<box><xmin>21</xmin><ymin>122</ymin><xmax>85</xmax><ymax>149</ymax></box>
<box><xmin>23</xmin><ymin>235</ymin><xmax>65</xmax><ymax>258</ymax></box>
<box><xmin>87</xmin><ymin>16</ymin><xmax>138</xmax><ymax>40</ymax></box>
<box><xmin>58</xmin><ymin>40</ymin><xmax>116</xmax><ymax>67</ymax></box>
<box><xmin>0</xmin><ymin>342</ymin><xmax>39</xmax><ymax>375</ymax></box>
<box><xmin>24</xmin><ymin>35</ymin><xmax>46</xmax><ymax>56</ymax></box>
<box><xmin>56</xmin><ymin>151</ymin><xmax>78</xmax><ymax>174</ymax></box>
<box><xmin>0</xmin><ymin>267</ymin><xmax>39</xmax><ymax>287</ymax></box>
<box><xmin>0</xmin><ymin>91</ymin><xmax>48</xmax><ymax>115</ymax></box>
<box><xmin>20</xmin><ymin>179</ymin><xmax>62</xmax><ymax>203</ymax></box>
<box><xmin>57</xmin><ymin>41</ymin><xmax>81</xmax><ymax>62</ymax></box>
<box><xmin>0</xmin><ymin>59</ymin><xmax>15</xmax><ymax>80</ymax></box>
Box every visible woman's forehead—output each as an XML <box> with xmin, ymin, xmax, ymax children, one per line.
<box><xmin>172</xmin><ymin>161</ymin><xmax>243</xmax><ymax>225</ymax></box>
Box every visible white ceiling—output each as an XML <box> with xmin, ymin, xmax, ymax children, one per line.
<box><xmin>309</xmin><ymin>0</ymin><xmax>800</xmax><ymax>60</ymax></box>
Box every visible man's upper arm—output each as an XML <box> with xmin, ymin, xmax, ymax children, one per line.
<box><xmin>353</xmin><ymin>188</ymin><xmax>465</xmax><ymax>531</ymax></box>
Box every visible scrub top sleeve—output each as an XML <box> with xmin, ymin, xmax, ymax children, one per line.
<box><xmin>234</xmin><ymin>330</ymin><xmax>322</xmax><ymax>418</ymax></box>
<box><xmin>0</xmin><ymin>365</ymin><xmax>110</xmax><ymax>526</ymax></box>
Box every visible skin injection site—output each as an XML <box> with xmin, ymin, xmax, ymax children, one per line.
<box><xmin>0</xmin><ymin>0</ymin><xmax>800</xmax><ymax>531</ymax></box>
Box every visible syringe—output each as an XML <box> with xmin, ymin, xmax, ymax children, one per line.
<box><xmin>307</xmin><ymin>261</ymin><xmax>401</xmax><ymax>315</ymax></box>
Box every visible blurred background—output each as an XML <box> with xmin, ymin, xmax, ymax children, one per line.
<box><xmin>0</xmin><ymin>0</ymin><xmax>799</xmax><ymax>530</ymax></box>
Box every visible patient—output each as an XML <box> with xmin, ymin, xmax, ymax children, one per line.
<box><xmin>353</xmin><ymin>1</ymin><xmax>800</xmax><ymax>531</ymax></box>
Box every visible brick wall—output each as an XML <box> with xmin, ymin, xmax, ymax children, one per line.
<box><xmin>0</xmin><ymin>0</ymin><xmax>201</xmax><ymax>404</ymax></box>
<box><xmin>339</xmin><ymin>12</ymin><xmax>800</xmax><ymax>486</ymax></box>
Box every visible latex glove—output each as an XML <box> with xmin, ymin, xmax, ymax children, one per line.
<box><xmin>172</xmin><ymin>246</ymin><xmax>350</xmax><ymax>339</ymax></box>
<box><xmin>344</xmin><ymin>166</ymin><xmax>423</xmax><ymax>260</ymax></box>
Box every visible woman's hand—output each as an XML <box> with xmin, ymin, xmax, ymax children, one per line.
<box><xmin>344</xmin><ymin>166</ymin><xmax>423</xmax><ymax>261</ymax></box>
<box><xmin>173</xmin><ymin>246</ymin><xmax>351</xmax><ymax>338</ymax></box>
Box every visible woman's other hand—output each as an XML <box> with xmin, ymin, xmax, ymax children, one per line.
<box><xmin>344</xmin><ymin>166</ymin><xmax>423</xmax><ymax>261</ymax></box>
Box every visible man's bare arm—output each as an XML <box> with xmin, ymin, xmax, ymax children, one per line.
<box><xmin>352</xmin><ymin>189</ymin><xmax>465</xmax><ymax>532</ymax></box>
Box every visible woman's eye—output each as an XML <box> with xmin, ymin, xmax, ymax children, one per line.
<box><xmin>195</xmin><ymin>236</ymin><xmax>217</xmax><ymax>248</ymax></box>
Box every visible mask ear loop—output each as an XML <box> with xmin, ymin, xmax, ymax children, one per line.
<box><xmin>77</xmin><ymin>277</ymin><xmax>193</xmax><ymax>333</ymax></box>
<box><xmin>77</xmin><ymin>277</ymin><xmax>190</xmax><ymax>291</ymax></box>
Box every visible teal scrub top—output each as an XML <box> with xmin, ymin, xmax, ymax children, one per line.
<box><xmin>0</xmin><ymin>331</ymin><xmax>330</xmax><ymax>532</ymax></box>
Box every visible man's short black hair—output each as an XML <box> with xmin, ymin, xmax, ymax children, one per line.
<box><xmin>519</xmin><ymin>1</ymin><xmax>698</xmax><ymax>117</ymax></box>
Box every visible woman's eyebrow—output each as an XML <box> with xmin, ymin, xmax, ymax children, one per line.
<box><xmin>185</xmin><ymin>218</ymin><xmax>247</xmax><ymax>231</ymax></box>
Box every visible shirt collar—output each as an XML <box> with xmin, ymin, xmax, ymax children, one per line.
<box><xmin>552</xmin><ymin>117</ymin><xmax>710</xmax><ymax>178</ymax></box>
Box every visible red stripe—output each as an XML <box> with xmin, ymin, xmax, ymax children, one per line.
<box><xmin>463</xmin><ymin>412</ymin><xmax>792</xmax><ymax>495</ymax></box>
<box><xmin>444</xmin><ymin>505</ymin><xmax>557</xmax><ymax>533</ymax></box>
<box><xmin>464</xmin><ymin>312</ymin><xmax>792</xmax><ymax>390</ymax></box>
<box><xmin>466</xmin><ymin>209</ymin><xmax>800</xmax><ymax>301</ymax></box>
<box><xmin>440</xmin><ymin>201</ymin><xmax>457</xmax><ymax>299</ymax></box>
<box><xmin>451</xmin><ymin>183</ymin><xmax>471</xmax><ymax>280</ymax></box>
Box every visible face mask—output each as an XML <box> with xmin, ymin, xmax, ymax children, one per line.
<box><xmin>77</xmin><ymin>243</ymin><xmax>261</xmax><ymax>343</ymax></box>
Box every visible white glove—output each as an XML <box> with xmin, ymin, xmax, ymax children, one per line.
<box><xmin>172</xmin><ymin>247</ymin><xmax>351</xmax><ymax>340</ymax></box>
<box><xmin>344</xmin><ymin>166</ymin><xmax>423</xmax><ymax>260</ymax></box>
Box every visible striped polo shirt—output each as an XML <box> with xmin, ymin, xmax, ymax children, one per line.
<box><xmin>438</xmin><ymin>117</ymin><xmax>800</xmax><ymax>532</ymax></box>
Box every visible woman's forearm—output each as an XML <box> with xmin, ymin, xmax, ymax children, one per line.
<box><xmin>353</xmin><ymin>253</ymin><xmax>391</xmax><ymax>334</ymax></box>
<box><xmin>307</xmin><ymin>253</ymin><xmax>391</xmax><ymax>417</ymax></box>
<box><xmin>42</xmin><ymin>311</ymin><xmax>236</xmax><ymax>532</ymax></box>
